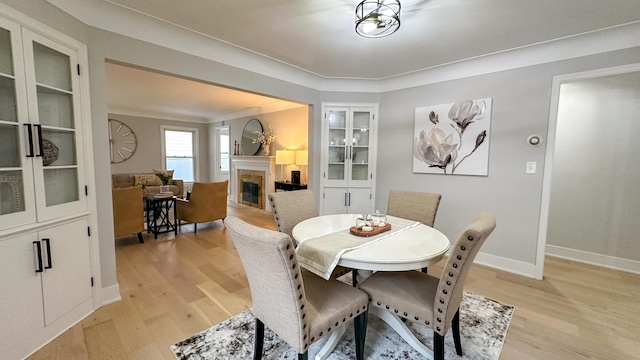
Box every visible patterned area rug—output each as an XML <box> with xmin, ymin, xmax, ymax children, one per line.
<box><xmin>171</xmin><ymin>291</ymin><xmax>514</xmax><ymax>360</ymax></box>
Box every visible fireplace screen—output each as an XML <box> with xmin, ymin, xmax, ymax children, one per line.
<box><xmin>238</xmin><ymin>171</ymin><xmax>264</xmax><ymax>208</ymax></box>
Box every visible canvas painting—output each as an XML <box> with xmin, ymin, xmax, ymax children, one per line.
<box><xmin>413</xmin><ymin>98</ymin><xmax>492</xmax><ymax>176</ymax></box>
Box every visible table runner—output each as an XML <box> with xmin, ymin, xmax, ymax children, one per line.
<box><xmin>296</xmin><ymin>216</ymin><xmax>419</xmax><ymax>279</ymax></box>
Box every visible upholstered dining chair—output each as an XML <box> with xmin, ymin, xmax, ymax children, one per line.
<box><xmin>359</xmin><ymin>212</ymin><xmax>496</xmax><ymax>360</ymax></box>
<box><xmin>176</xmin><ymin>180</ymin><xmax>228</xmax><ymax>233</ymax></box>
<box><xmin>387</xmin><ymin>189</ymin><xmax>442</xmax><ymax>273</ymax></box>
<box><xmin>268</xmin><ymin>190</ymin><xmax>354</xmax><ymax>282</ymax></box>
<box><xmin>387</xmin><ymin>189</ymin><xmax>441</xmax><ymax>227</ymax></box>
<box><xmin>225</xmin><ymin>216</ymin><xmax>368</xmax><ymax>360</ymax></box>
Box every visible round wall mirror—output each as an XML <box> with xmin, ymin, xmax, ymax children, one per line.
<box><xmin>242</xmin><ymin>118</ymin><xmax>263</xmax><ymax>155</ymax></box>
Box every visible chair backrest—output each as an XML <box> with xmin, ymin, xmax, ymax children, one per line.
<box><xmin>189</xmin><ymin>180</ymin><xmax>228</xmax><ymax>217</ymax></box>
<box><xmin>112</xmin><ymin>185</ymin><xmax>144</xmax><ymax>237</ymax></box>
<box><xmin>225</xmin><ymin>216</ymin><xmax>308</xmax><ymax>352</ymax></box>
<box><xmin>268</xmin><ymin>190</ymin><xmax>318</xmax><ymax>238</ymax></box>
<box><xmin>434</xmin><ymin>212</ymin><xmax>496</xmax><ymax>336</ymax></box>
<box><xmin>387</xmin><ymin>190</ymin><xmax>442</xmax><ymax>227</ymax></box>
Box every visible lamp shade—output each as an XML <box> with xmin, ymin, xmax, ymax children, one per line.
<box><xmin>275</xmin><ymin>149</ymin><xmax>294</xmax><ymax>165</ymax></box>
<box><xmin>295</xmin><ymin>150</ymin><xmax>308</xmax><ymax>166</ymax></box>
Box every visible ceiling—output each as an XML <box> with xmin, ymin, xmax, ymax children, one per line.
<box><xmin>87</xmin><ymin>0</ymin><xmax>640</xmax><ymax>122</ymax></box>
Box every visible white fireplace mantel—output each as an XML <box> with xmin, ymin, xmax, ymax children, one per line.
<box><xmin>230</xmin><ymin>156</ymin><xmax>276</xmax><ymax>212</ymax></box>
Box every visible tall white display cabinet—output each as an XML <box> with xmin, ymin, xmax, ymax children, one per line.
<box><xmin>320</xmin><ymin>103</ymin><xmax>378</xmax><ymax>215</ymax></box>
<box><xmin>0</xmin><ymin>7</ymin><xmax>98</xmax><ymax>360</ymax></box>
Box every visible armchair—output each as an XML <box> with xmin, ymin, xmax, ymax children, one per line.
<box><xmin>112</xmin><ymin>185</ymin><xmax>145</xmax><ymax>243</ymax></box>
<box><xmin>176</xmin><ymin>180</ymin><xmax>228</xmax><ymax>233</ymax></box>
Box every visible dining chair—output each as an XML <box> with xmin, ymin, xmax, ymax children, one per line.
<box><xmin>176</xmin><ymin>180</ymin><xmax>228</xmax><ymax>233</ymax></box>
<box><xmin>268</xmin><ymin>190</ymin><xmax>354</xmax><ymax>282</ymax></box>
<box><xmin>225</xmin><ymin>216</ymin><xmax>368</xmax><ymax>360</ymax></box>
<box><xmin>387</xmin><ymin>189</ymin><xmax>441</xmax><ymax>273</ymax></box>
<box><xmin>358</xmin><ymin>212</ymin><xmax>496</xmax><ymax>360</ymax></box>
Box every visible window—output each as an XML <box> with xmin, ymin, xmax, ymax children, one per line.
<box><xmin>162</xmin><ymin>127</ymin><xmax>197</xmax><ymax>182</ymax></box>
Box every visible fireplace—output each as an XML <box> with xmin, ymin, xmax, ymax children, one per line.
<box><xmin>239</xmin><ymin>171</ymin><xmax>263</xmax><ymax>208</ymax></box>
<box><xmin>230</xmin><ymin>156</ymin><xmax>276</xmax><ymax>211</ymax></box>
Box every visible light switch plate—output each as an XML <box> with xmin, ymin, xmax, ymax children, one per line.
<box><xmin>526</xmin><ymin>161</ymin><xmax>537</xmax><ymax>174</ymax></box>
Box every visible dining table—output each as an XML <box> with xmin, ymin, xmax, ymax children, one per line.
<box><xmin>292</xmin><ymin>213</ymin><xmax>451</xmax><ymax>360</ymax></box>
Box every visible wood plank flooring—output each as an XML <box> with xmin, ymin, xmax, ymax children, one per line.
<box><xmin>27</xmin><ymin>204</ymin><xmax>640</xmax><ymax>359</ymax></box>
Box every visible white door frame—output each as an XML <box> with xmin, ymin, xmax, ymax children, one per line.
<box><xmin>535</xmin><ymin>62</ymin><xmax>640</xmax><ymax>279</ymax></box>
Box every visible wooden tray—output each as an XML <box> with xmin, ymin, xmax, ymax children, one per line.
<box><xmin>349</xmin><ymin>223</ymin><xmax>391</xmax><ymax>237</ymax></box>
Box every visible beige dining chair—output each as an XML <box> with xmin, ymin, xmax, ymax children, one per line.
<box><xmin>387</xmin><ymin>189</ymin><xmax>441</xmax><ymax>273</ymax></box>
<box><xmin>225</xmin><ymin>216</ymin><xmax>368</xmax><ymax>360</ymax></box>
<box><xmin>359</xmin><ymin>212</ymin><xmax>496</xmax><ymax>360</ymax></box>
<box><xmin>268</xmin><ymin>190</ymin><xmax>354</xmax><ymax>282</ymax></box>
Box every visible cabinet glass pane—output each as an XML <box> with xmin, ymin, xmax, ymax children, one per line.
<box><xmin>0</xmin><ymin>170</ymin><xmax>25</xmax><ymax>214</ymax></box>
<box><xmin>352</xmin><ymin>129</ymin><xmax>369</xmax><ymax>146</ymax></box>
<box><xmin>37</xmin><ymin>86</ymin><xmax>74</xmax><ymax>129</ymax></box>
<box><xmin>351</xmin><ymin>147</ymin><xmax>368</xmax><ymax>164</ymax></box>
<box><xmin>352</xmin><ymin>111</ymin><xmax>371</xmax><ymax>129</ymax></box>
<box><xmin>329</xmin><ymin>129</ymin><xmax>346</xmax><ymax>145</ymax></box>
<box><xmin>328</xmin><ymin>110</ymin><xmax>346</xmax><ymax>128</ymax></box>
<box><xmin>328</xmin><ymin>164</ymin><xmax>345</xmax><ymax>180</ymax></box>
<box><xmin>0</xmin><ymin>28</ymin><xmax>13</xmax><ymax>76</ymax></box>
<box><xmin>328</xmin><ymin>146</ymin><xmax>345</xmax><ymax>163</ymax></box>
<box><xmin>33</xmin><ymin>42</ymin><xmax>71</xmax><ymax>91</ymax></box>
<box><xmin>0</xmin><ymin>124</ymin><xmax>20</xmax><ymax>167</ymax></box>
<box><xmin>41</xmin><ymin>128</ymin><xmax>76</xmax><ymax>166</ymax></box>
<box><xmin>43</xmin><ymin>168</ymin><xmax>78</xmax><ymax>206</ymax></box>
<box><xmin>351</xmin><ymin>164</ymin><xmax>369</xmax><ymax>181</ymax></box>
<box><xmin>0</xmin><ymin>76</ymin><xmax>17</xmax><ymax>122</ymax></box>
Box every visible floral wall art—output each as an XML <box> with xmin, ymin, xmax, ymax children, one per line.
<box><xmin>413</xmin><ymin>98</ymin><xmax>492</xmax><ymax>176</ymax></box>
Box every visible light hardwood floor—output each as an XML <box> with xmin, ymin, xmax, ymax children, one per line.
<box><xmin>28</xmin><ymin>204</ymin><xmax>640</xmax><ymax>360</ymax></box>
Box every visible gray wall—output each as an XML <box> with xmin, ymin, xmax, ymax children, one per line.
<box><xmin>547</xmin><ymin>72</ymin><xmax>640</xmax><ymax>261</ymax></box>
<box><xmin>108</xmin><ymin>114</ymin><xmax>210</xmax><ymax>179</ymax></box>
<box><xmin>376</xmin><ymin>48</ymin><xmax>640</xmax><ymax>269</ymax></box>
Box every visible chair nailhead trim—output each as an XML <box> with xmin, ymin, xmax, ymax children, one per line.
<box><xmin>461</xmin><ymin>245</ymin><xmax>466</xmax><ymax>250</ymax></box>
<box><xmin>297</xmin><ymin>285</ymin><xmax>301</xmax><ymax>289</ymax></box>
<box><xmin>443</xmin><ymin>289</ymin><xmax>448</xmax><ymax>294</ymax></box>
<box><xmin>394</xmin><ymin>309</ymin><xmax>398</xmax><ymax>313</ymax></box>
<box><xmin>295</xmin><ymin>274</ymin><xmax>299</xmax><ymax>279</ymax></box>
<box><xmin>403</xmin><ymin>312</ymin><xmax>408</xmax><ymax>316</ymax></box>
<box><xmin>363</xmin><ymin>305</ymin><xmax>366</xmax><ymax>310</ymax></box>
<box><xmin>437</xmin><ymin>327</ymin><xmax>441</xmax><ymax>331</ymax></box>
<box><xmin>386</xmin><ymin>305</ymin><xmax>390</xmax><ymax>309</ymax></box>
<box><xmin>343</xmin><ymin>318</ymin><xmax>346</xmax><ymax>321</ymax></box>
<box><xmin>335</xmin><ymin>322</ymin><xmax>339</xmax><ymax>326</ymax></box>
<box><xmin>449</xmin><ymin>272</ymin><xmax>453</xmax><ymax>277</ymax></box>
<box><xmin>286</xmin><ymin>244</ymin><xmax>290</xmax><ymax>249</ymax></box>
<box><xmin>300</xmin><ymin>304</ymin><xmax>304</xmax><ymax>309</ymax></box>
<box><xmin>415</xmin><ymin>316</ymin><xmax>419</xmax><ymax>320</ymax></box>
<box><xmin>440</xmin><ymin>299</ymin><xmax>445</xmax><ymax>304</ymax></box>
<box><xmin>457</xmin><ymin>255</ymin><xmax>462</xmax><ymax>260</ymax></box>
<box><xmin>438</xmin><ymin>309</ymin><xmax>442</xmax><ymax>313</ymax></box>
<box><xmin>425</xmin><ymin>321</ymin><xmax>429</xmax><ymax>325</ymax></box>
<box><xmin>290</xmin><ymin>254</ymin><xmax>294</xmax><ymax>259</ymax></box>
<box><xmin>350</xmin><ymin>313</ymin><xmax>353</xmax><ymax>317</ymax></box>
<box><xmin>437</xmin><ymin>317</ymin><xmax>441</xmax><ymax>322</ymax></box>
<box><xmin>319</xmin><ymin>332</ymin><xmax>323</xmax><ymax>336</ymax></box>
<box><xmin>311</xmin><ymin>337</ymin><xmax>315</xmax><ymax>341</ymax></box>
<box><xmin>453</xmin><ymin>263</ymin><xmax>458</xmax><ymax>268</ymax></box>
<box><xmin>468</xmin><ymin>236</ymin><xmax>473</xmax><ymax>241</ymax></box>
<box><xmin>328</xmin><ymin>327</ymin><xmax>331</xmax><ymax>332</ymax></box>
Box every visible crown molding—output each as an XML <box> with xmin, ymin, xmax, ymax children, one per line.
<box><xmin>47</xmin><ymin>0</ymin><xmax>640</xmax><ymax>94</ymax></box>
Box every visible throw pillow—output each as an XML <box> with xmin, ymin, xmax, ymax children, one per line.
<box><xmin>153</xmin><ymin>168</ymin><xmax>174</xmax><ymax>185</ymax></box>
<box><xmin>132</xmin><ymin>173</ymin><xmax>163</xmax><ymax>186</ymax></box>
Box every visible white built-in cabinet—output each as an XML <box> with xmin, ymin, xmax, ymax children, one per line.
<box><xmin>0</xmin><ymin>7</ymin><xmax>97</xmax><ymax>360</ymax></box>
<box><xmin>320</xmin><ymin>103</ymin><xmax>378</xmax><ymax>215</ymax></box>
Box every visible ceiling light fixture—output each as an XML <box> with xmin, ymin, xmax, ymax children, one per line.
<box><xmin>355</xmin><ymin>0</ymin><xmax>401</xmax><ymax>38</ymax></box>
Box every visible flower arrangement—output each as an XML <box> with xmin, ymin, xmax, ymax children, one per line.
<box><xmin>252</xmin><ymin>125</ymin><xmax>277</xmax><ymax>146</ymax></box>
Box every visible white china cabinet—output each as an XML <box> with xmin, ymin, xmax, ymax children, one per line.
<box><xmin>0</xmin><ymin>7</ymin><xmax>97</xmax><ymax>360</ymax></box>
<box><xmin>320</xmin><ymin>103</ymin><xmax>378</xmax><ymax>215</ymax></box>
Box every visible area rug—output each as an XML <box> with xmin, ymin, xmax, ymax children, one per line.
<box><xmin>171</xmin><ymin>291</ymin><xmax>514</xmax><ymax>360</ymax></box>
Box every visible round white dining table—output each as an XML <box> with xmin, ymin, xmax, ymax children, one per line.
<box><xmin>292</xmin><ymin>213</ymin><xmax>451</xmax><ymax>360</ymax></box>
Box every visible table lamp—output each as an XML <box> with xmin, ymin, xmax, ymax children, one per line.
<box><xmin>295</xmin><ymin>149</ymin><xmax>308</xmax><ymax>184</ymax></box>
<box><xmin>275</xmin><ymin>149</ymin><xmax>294</xmax><ymax>182</ymax></box>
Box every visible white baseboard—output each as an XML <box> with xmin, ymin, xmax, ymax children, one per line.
<box><xmin>101</xmin><ymin>283</ymin><xmax>122</xmax><ymax>306</ymax></box>
<box><xmin>546</xmin><ymin>245</ymin><xmax>640</xmax><ymax>275</ymax></box>
<box><xmin>474</xmin><ymin>251</ymin><xmax>538</xmax><ymax>279</ymax></box>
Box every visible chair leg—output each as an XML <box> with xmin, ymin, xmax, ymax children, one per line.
<box><xmin>194</xmin><ymin>223</ymin><xmax>197</xmax><ymax>233</ymax></box>
<box><xmin>298</xmin><ymin>352</ymin><xmax>308</xmax><ymax>360</ymax></box>
<box><xmin>421</xmin><ymin>267</ymin><xmax>428</xmax><ymax>273</ymax></box>
<box><xmin>136</xmin><ymin>232</ymin><xmax>144</xmax><ymax>243</ymax></box>
<box><xmin>254</xmin><ymin>318</ymin><xmax>264</xmax><ymax>360</ymax></box>
<box><xmin>352</xmin><ymin>270</ymin><xmax>358</xmax><ymax>287</ymax></box>
<box><xmin>354</xmin><ymin>310</ymin><xmax>368</xmax><ymax>360</ymax></box>
<box><xmin>434</xmin><ymin>333</ymin><xmax>445</xmax><ymax>360</ymax></box>
<box><xmin>452</xmin><ymin>309</ymin><xmax>463</xmax><ymax>356</ymax></box>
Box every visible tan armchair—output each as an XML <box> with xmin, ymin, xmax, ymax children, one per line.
<box><xmin>225</xmin><ymin>216</ymin><xmax>368</xmax><ymax>360</ymax></box>
<box><xmin>359</xmin><ymin>212</ymin><xmax>496</xmax><ymax>360</ymax></box>
<box><xmin>112</xmin><ymin>185</ymin><xmax>145</xmax><ymax>243</ymax></box>
<box><xmin>176</xmin><ymin>180</ymin><xmax>228</xmax><ymax>233</ymax></box>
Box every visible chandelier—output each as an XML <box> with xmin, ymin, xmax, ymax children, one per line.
<box><xmin>355</xmin><ymin>0</ymin><xmax>401</xmax><ymax>38</ymax></box>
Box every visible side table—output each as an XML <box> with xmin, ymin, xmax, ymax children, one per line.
<box><xmin>274</xmin><ymin>181</ymin><xmax>308</xmax><ymax>191</ymax></box>
<box><xmin>145</xmin><ymin>195</ymin><xmax>177</xmax><ymax>239</ymax></box>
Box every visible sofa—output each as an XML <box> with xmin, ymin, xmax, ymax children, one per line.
<box><xmin>112</xmin><ymin>172</ymin><xmax>184</xmax><ymax>198</ymax></box>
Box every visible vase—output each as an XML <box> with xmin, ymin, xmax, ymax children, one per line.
<box><xmin>263</xmin><ymin>143</ymin><xmax>271</xmax><ymax>156</ymax></box>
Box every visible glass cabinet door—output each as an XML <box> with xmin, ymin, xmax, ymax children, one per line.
<box><xmin>349</xmin><ymin>109</ymin><xmax>373</xmax><ymax>185</ymax></box>
<box><xmin>22</xmin><ymin>30</ymin><xmax>86</xmax><ymax>221</ymax></box>
<box><xmin>0</xmin><ymin>21</ymin><xmax>36</xmax><ymax>229</ymax></box>
<box><xmin>326</xmin><ymin>108</ymin><xmax>348</xmax><ymax>184</ymax></box>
